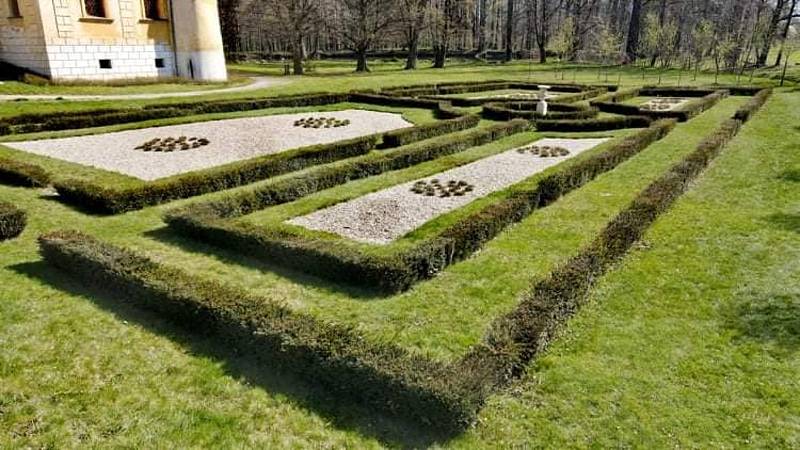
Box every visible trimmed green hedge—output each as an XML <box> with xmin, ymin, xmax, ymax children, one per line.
<box><xmin>593</xmin><ymin>89</ymin><xmax>728</xmax><ymax>122</ymax></box>
<box><xmin>0</xmin><ymin>157</ymin><xmax>51</xmax><ymax>187</ymax></box>
<box><xmin>535</xmin><ymin>115</ymin><xmax>652</xmax><ymax>132</ymax></box>
<box><xmin>734</xmin><ymin>88</ymin><xmax>773</xmax><ymax>122</ymax></box>
<box><xmin>38</xmin><ymin>230</ymin><xmax>472</xmax><ymax>432</ymax></box>
<box><xmin>167</xmin><ymin>120</ymin><xmax>676</xmax><ymax>293</ymax></box>
<box><xmin>0</xmin><ymin>202</ymin><xmax>26</xmax><ymax>240</ymax></box>
<box><xmin>382</xmin><ymin>114</ymin><xmax>480</xmax><ymax>148</ymax></box>
<box><xmin>482</xmin><ymin>102</ymin><xmax>597</xmax><ymax>121</ymax></box>
<box><xmin>55</xmin><ymin>135</ymin><xmax>377</xmax><ymax>214</ymax></box>
<box><xmin>458</xmin><ymin>91</ymin><xmax>771</xmax><ymax>405</ymax></box>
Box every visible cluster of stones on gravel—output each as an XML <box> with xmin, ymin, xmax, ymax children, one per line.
<box><xmin>134</xmin><ymin>136</ymin><xmax>210</xmax><ymax>152</ymax></box>
<box><xmin>7</xmin><ymin>109</ymin><xmax>411</xmax><ymax>181</ymax></box>
<box><xmin>641</xmin><ymin>97</ymin><xmax>690</xmax><ymax>111</ymax></box>
<box><xmin>289</xmin><ymin>138</ymin><xmax>609</xmax><ymax>244</ymax></box>
<box><xmin>516</xmin><ymin>144</ymin><xmax>570</xmax><ymax>158</ymax></box>
<box><xmin>411</xmin><ymin>179</ymin><xmax>475</xmax><ymax>197</ymax></box>
<box><xmin>294</xmin><ymin>117</ymin><xmax>352</xmax><ymax>129</ymax></box>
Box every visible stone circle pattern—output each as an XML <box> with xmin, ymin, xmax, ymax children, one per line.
<box><xmin>517</xmin><ymin>145</ymin><xmax>571</xmax><ymax>158</ymax></box>
<box><xmin>135</xmin><ymin>136</ymin><xmax>210</xmax><ymax>152</ymax></box>
<box><xmin>294</xmin><ymin>117</ymin><xmax>352</xmax><ymax>129</ymax></box>
<box><xmin>410</xmin><ymin>179</ymin><xmax>475</xmax><ymax>198</ymax></box>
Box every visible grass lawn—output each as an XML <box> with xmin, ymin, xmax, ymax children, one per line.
<box><xmin>0</xmin><ymin>60</ymin><xmax>786</xmax><ymax>119</ymax></box>
<box><xmin>0</xmin><ymin>75</ymin><xmax>251</xmax><ymax>96</ymax></box>
<box><xmin>0</xmin><ymin>64</ymin><xmax>797</xmax><ymax>447</ymax></box>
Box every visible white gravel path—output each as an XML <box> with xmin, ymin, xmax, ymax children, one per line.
<box><xmin>0</xmin><ymin>76</ymin><xmax>292</xmax><ymax>102</ymax></box>
<box><xmin>6</xmin><ymin>109</ymin><xmax>412</xmax><ymax>180</ymax></box>
<box><xmin>289</xmin><ymin>138</ymin><xmax>610</xmax><ymax>245</ymax></box>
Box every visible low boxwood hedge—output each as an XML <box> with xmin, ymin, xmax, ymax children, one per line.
<box><xmin>0</xmin><ymin>202</ymin><xmax>26</xmax><ymax>240</ymax></box>
<box><xmin>37</xmin><ymin>230</ymin><xmax>473</xmax><ymax>432</ymax></box>
<box><xmin>734</xmin><ymin>88</ymin><xmax>773</xmax><ymax>122</ymax></box>
<box><xmin>382</xmin><ymin>114</ymin><xmax>480</xmax><ymax>148</ymax></box>
<box><xmin>0</xmin><ymin>156</ymin><xmax>51</xmax><ymax>187</ymax></box>
<box><xmin>593</xmin><ymin>89</ymin><xmax>728</xmax><ymax>122</ymax></box>
<box><xmin>459</xmin><ymin>89</ymin><xmax>771</xmax><ymax>404</ymax></box>
<box><xmin>55</xmin><ymin>135</ymin><xmax>378</xmax><ymax>214</ymax></box>
<box><xmin>482</xmin><ymin>102</ymin><xmax>598</xmax><ymax>121</ymax></box>
<box><xmin>534</xmin><ymin>115</ymin><xmax>652</xmax><ymax>132</ymax></box>
<box><xmin>167</xmin><ymin>120</ymin><xmax>676</xmax><ymax>293</ymax></box>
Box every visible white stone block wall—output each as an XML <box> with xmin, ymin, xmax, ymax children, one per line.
<box><xmin>45</xmin><ymin>42</ymin><xmax>176</xmax><ymax>81</ymax></box>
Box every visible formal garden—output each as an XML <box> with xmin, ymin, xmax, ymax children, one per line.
<box><xmin>0</xmin><ymin>59</ymin><xmax>798</xmax><ymax>447</ymax></box>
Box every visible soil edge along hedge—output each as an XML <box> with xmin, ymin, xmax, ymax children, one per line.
<box><xmin>0</xmin><ymin>202</ymin><xmax>26</xmax><ymax>240</ymax></box>
<box><xmin>37</xmin><ymin>230</ymin><xmax>474</xmax><ymax>432</ymax></box>
<box><xmin>167</xmin><ymin>120</ymin><xmax>676</xmax><ymax>294</ymax></box>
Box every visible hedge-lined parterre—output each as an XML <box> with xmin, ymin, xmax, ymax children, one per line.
<box><xmin>0</xmin><ymin>202</ymin><xmax>26</xmax><ymax>240</ymax></box>
<box><xmin>382</xmin><ymin>114</ymin><xmax>480</xmax><ymax>148</ymax></box>
<box><xmin>455</xmin><ymin>88</ymin><xmax>772</xmax><ymax>410</ymax></box>
<box><xmin>36</xmin><ymin>230</ymin><xmax>475</xmax><ymax>433</ymax></box>
<box><xmin>591</xmin><ymin>88</ymin><xmax>730</xmax><ymax>122</ymax></box>
<box><xmin>38</xmin><ymin>90</ymin><xmax>771</xmax><ymax>435</ymax></box>
<box><xmin>482</xmin><ymin>101</ymin><xmax>598</xmax><ymax>121</ymax></box>
<box><xmin>165</xmin><ymin>120</ymin><xmax>677</xmax><ymax>293</ymax></box>
<box><xmin>164</xmin><ymin>119</ymin><xmax>530</xmax><ymax>220</ymax></box>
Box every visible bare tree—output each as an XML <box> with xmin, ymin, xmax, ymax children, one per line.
<box><xmin>338</xmin><ymin>0</ymin><xmax>397</xmax><ymax>72</ymax></box>
<box><xmin>398</xmin><ymin>0</ymin><xmax>430</xmax><ymax>69</ymax></box>
<box><xmin>262</xmin><ymin>0</ymin><xmax>320</xmax><ymax>75</ymax></box>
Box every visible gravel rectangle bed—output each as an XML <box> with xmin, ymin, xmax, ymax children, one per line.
<box><xmin>288</xmin><ymin>138</ymin><xmax>609</xmax><ymax>245</ymax></box>
<box><xmin>640</xmin><ymin>97</ymin><xmax>692</xmax><ymax>111</ymax></box>
<box><xmin>6</xmin><ymin>109</ymin><xmax>412</xmax><ymax>181</ymax></box>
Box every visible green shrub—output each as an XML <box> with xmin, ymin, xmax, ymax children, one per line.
<box><xmin>0</xmin><ymin>202</ymin><xmax>26</xmax><ymax>240</ymax></box>
<box><xmin>0</xmin><ymin>157</ymin><xmax>51</xmax><ymax>187</ymax></box>
<box><xmin>482</xmin><ymin>102</ymin><xmax>597</xmax><ymax>121</ymax></box>
<box><xmin>37</xmin><ymin>230</ymin><xmax>473</xmax><ymax>432</ymax></box>
<box><xmin>382</xmin><ymin>114</ymin><xmax>480</xmax><ymax>148</ymax></box>
<box><xmin>734</xmin><ymin>88</ymin><xmax>773</xmax><ymax>122</ymax></box>
<box><xmin>535</xmin><ymin>115</ymin><xmax>652</xmax><ymax>132</ymax></box>
<box><xmin>167</xmin><ymin>120</ymin><xmax>676</xmax><ymax>293</ymax></box>
<box><xmin>55</xmin><ymin>135</ymin><xmax>378</xmax><ymax>214</ymax></box>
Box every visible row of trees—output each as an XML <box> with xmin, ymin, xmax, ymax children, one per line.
<box><xmin>220</xmin><ymin>0</ymin><xmax>799</xmax><ymax>76</ymax></box>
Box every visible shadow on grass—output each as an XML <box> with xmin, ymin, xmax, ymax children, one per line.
<box><xmin>10</xmin><ymin>260</ymin><xmax>456</xmax><ymax>448</ymax></box>
<box><xmin>143</xmin><ymin>227</ymin><xmax>392</xmax><ymax>301</ymax></box>
<box><xmin>765</xmin><ymin>213</ymin><xmax>800</xmax><ymax>234</ymax></box>
<box><xmin>778</xmin><ymin>168</ymin><xmax>800</xmax><ymax>183</ymax></box>
<box><xmin>723</xmin><ymin>291</ymin><xmax>800</xmax><ymax>353</ymax></box>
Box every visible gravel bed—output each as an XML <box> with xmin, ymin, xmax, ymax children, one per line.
<box><xmin>6</xmin><ymin>109</ymin><xmax>412</xmax><ymax>181</ymax></box>
<box><xmin>640</xmin><ymin>97</ymin><xmax>692</xmax><ymax>111</ymax></box>
<box><xmin>289</xmin><ymin>138</ymin><xmax>609</xmax><ymax>245</ymax></box>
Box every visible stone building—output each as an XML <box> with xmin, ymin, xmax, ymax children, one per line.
<box><xmin>0</xmin><ymin>0</ymin><xmax>227</xmax><ymax>81</ymax></box>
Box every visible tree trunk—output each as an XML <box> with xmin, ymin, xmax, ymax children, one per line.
<box><xmin>538</xmin><ymin>41</ymin><xmax>547</xmax><ymax>64</ymax></box>
<box><xmin>356</xmin><ymin>48</ymin><xmax>369</xmax><ymax>72</ymax></box>
<box><xmin>292</xmin><ymin>37</ymin><xmax>304</xmax><ymax>75</ymax></box>
<box><xmin>757</xmin><ymin>0</ymin><xmax>786</xmax><ymax>67</ymax></box>
<box><xmin>405</xmin><ymin>34</ymin><xmax>419</xmax><ymax>70</ymax></box>
<box><xmin>478</xmin><ymin>0</ymin><xmax>488</xmax><ymax>54</ymax></box>
<box><xmin>433</xmin><ymin>45</ymin><xmax>447</xmax><ymax>68</ymax></box>
<box><xmin>505</xmin><ymin>0</ymin><xmax>515</xmax><ymax>62</ymax></box>
<box><xmin>775</xmin><ymin>0</ymin><xmax>797</xmax><ymax>66</ymax></box>
<box><xmin>625</xmin><ymin>0</ymin><xmax>642</xmax><ymax>62</ymax></box>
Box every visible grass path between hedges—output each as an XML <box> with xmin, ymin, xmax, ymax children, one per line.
<box><xmin>447</xmin><ymin>89</ymin><xmax>800</xmax><ymax>448</ymax></box>
<box><xmin>0</xmin><ymin>91</ymin><xmax>796</xmax><ymax>447</ymax></box>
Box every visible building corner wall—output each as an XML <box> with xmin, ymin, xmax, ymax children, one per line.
<box><xmin>170</xmin><ymin>0</ymin><xmax>227</xmax><ymax>82</ymax></box>
<box><xmin>0</xmin><ymin>0</ymin><xmax>51</xmax><ymax>76</ymax></box>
